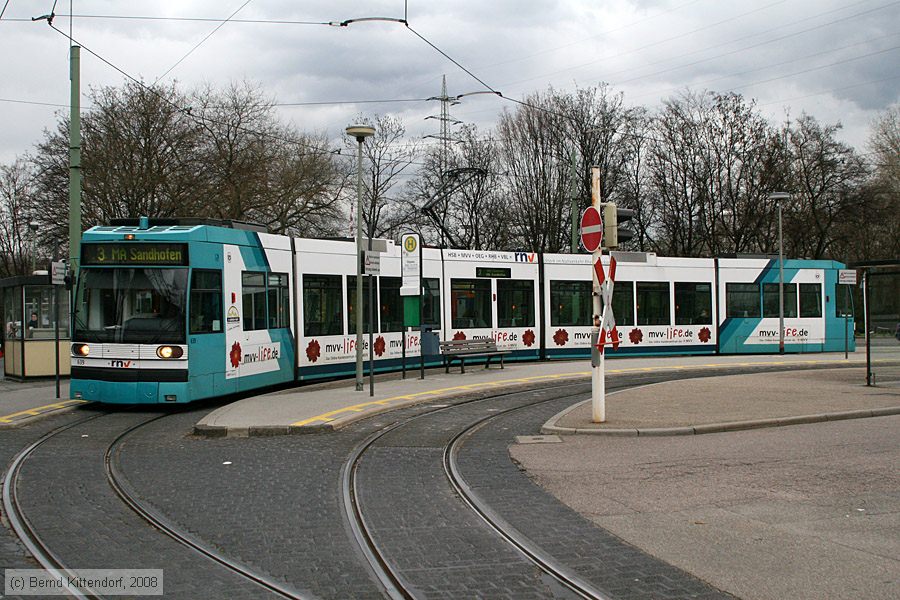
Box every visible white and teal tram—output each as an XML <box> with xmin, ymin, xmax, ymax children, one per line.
<box><xmin>69</xmin><ymin>219</ymin><xmax>854</xmax><ymax>404</ymax></box>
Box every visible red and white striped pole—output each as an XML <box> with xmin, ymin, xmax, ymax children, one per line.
<box><xmin>590</xmin><ymin>167</ymin><xmax>605</xmax><ymax>423</ymax></box>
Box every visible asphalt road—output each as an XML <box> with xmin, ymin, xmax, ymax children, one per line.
<box><xmin>512</xmin><ymin>414</ymin><xmax>900</xmax><ymax>600</ymax></box>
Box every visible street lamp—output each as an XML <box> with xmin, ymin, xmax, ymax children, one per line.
<box><xmin>769</xmin><ymin>192</ymin><xmax>791</xmax><ymax>355</ymax></box>
<box><xmin>346</xmin><ymin>124</ymin><xmax>375</xmax><ymax>391</ymax></box>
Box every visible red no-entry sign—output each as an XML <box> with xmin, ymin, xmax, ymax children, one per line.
<box><xmin>580</xmin><ymin>206</ymin><xmax>603</xmax><ymax>252</ymax></box>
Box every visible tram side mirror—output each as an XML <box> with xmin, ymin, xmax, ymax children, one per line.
<box><xmin>64</xmin><ymin>274</ymin><xmax>75</xmax><ymax>291</ymax></box>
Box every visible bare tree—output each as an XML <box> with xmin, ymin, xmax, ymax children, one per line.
<box><xmin>343</xmin><ymin>114</ymin><xmax>421</xmax><ymax>240</ymax></box>
<box><xmin>0</xmin><ymin>160</ymin><xmax>40</xmax><ymax>276</ymax></box>
<box><xmin>30</xmin><ymin>81</ymin><xmax>201</xmax><ymax>244</ymax></box>
<box><xmin>497</xmin><ymin>91</ymin><xmax>570</xmax><ymax>253</ymax></box>
<box><xmin>784</xmin><ymin>115</ymin><xmax>869</xmax><ymax>259</ymax></box>
<box><xmin>647</xmin><ymin>93</ymin><xmax>707</xmax><ymax>256</ymax></box>
<box><xmin>27</xmin><ymin>79</ymin><xmax>347</xmax><ymax>241</ymax></box>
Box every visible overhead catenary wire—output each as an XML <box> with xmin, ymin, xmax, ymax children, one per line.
<box><xmin>153</xmin><ymin>0</ymin><xmax>254</xmax><ymax>85</ymax></box>
<box><xmin>45</xmin><ymin>22</ymin><xmax>342</xmax><ymax>159</ymax></box>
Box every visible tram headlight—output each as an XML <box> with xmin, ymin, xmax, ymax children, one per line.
<box><xmin>72</xmin><ymin>343</ymin><xmax>90</xmax><ymax>357</ymax></box>
<box><xmin>156</xmin><ymin>345</ymin><xmax>184</xmax><ymax>359</ymax></box>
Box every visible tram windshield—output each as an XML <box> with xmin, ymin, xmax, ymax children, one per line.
<box><xmin>74</xmin><ymin>268</ymin><xmax>187</xmax><ymax>344</ymax></box>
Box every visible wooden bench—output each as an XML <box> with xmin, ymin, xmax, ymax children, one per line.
<box><xmin>439</xmin><ymin>339</ymin><xmax>510</xmax><ymax>374</ymax></box>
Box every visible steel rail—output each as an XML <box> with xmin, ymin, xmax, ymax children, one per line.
<box><xmin>440</xmin><ymin>388</ymin><xmax>663</xmax><ymax>600</ymax></box>
<box><xmin>104</xmin><ymin>414</ymin><xmax>310</xmax><ymax>600</ymax></box>
<box><xmin>2</xmin><ymin>414</ymin><xmax>105</xmax><ymax>599</ymax></box>
<box><xmin>341</xmin><ymin>380</ymin><xmax>597</xmax><ymax>600</ymax></box>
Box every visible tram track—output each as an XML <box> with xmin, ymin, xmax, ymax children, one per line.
<box><xmin>2</xmin><ymin>414</ymin><xmax>105</xmax><ymax>599</ymax></box>
<box><xmin>3</xmin><ymin>408</ymin><xmax>308</xmax><ymax>600</ymax></box>
<box><xmin>342</xmin><ymin>380</ymin><xmax>612</xmax><ymax>600</ymax></box>
<box><xmin>104</xmin><ymin>414</ymin><xmax>309</xmax><ymax>600</ymax></box>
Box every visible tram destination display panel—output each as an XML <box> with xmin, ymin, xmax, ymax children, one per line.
<box><xmin>82</xmin><ymin>243</ymin><xmax>189</xmax><ymax>266</ymax></box>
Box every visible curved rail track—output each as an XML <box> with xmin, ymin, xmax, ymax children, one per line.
<box><xmin>3</xmin><ymin>415</ymin><xmax>103</xmax><ymax>599</ymax></box>
<box><xmin>342</xmin><ymin>381</ymin><xmax>623</xmax><ymax>600</ymax></box>
<box><xmin>3</xmin><ymin>410</ymin><xmax>310</xmax><ymax>600</ymax></box>
<box><xmin>104</xmin><ymin>414</ymin><xmax>309</xmax><ymax>599</ymax></box>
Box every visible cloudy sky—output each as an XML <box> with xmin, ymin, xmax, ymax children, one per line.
<box><xmin>1</xmin><ymin>0</ymin><xmax>897</xmax><ymax>165</ymax></box>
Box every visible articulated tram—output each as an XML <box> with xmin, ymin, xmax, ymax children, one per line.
<box><xmin>69</xmin><ymin>219</ymin><xmax>854</xmax><ymax>404</ymax></box>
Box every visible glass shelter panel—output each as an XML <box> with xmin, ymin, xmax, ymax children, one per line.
<box><xmin>3</xmin><ymin>287</ymin><xmax>22</xmax><ymax>340</ymax></box>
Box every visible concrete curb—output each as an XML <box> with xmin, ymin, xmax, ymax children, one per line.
<box><xmin>540</xmin><ymin>406</ymin><xmax>900</xmax><ymax>437</ymax></box>
<box><xmin>192</xmin><ymin>360</ymin><xmax>891</xmax><ymax>438</ymax></box>
<box><xmin>192</xmin><ymin>377</ymin><xmax>590</xmax><ymax>438</ymax></box>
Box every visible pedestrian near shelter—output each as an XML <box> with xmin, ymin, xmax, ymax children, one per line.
<box><xmin>0</xmin><ymin>275</ymin><xmax>70</xmax><ymax>379</ymax></box>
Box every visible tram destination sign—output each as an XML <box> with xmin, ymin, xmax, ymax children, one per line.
<box><xmin>82</xmin><ymin>242</ymin><xmax>189</xmax><ymax>266</ymax></box>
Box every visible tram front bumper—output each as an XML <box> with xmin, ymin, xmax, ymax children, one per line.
<box><xmin>70</xmin><ymin>378</ymin><xmax>190</xmax><ymax>404</ymax></box>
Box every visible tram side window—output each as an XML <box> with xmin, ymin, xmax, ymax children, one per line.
<box><xmin>190</xmin><ymin>270</ymin><xmax>222</xmax><ymax>334</ymax></box>
<box><xmin>303</xmin><ymin>274</ymin><xmax>342</xmax><ymax>336</ymax></box>
<box><xmin>347</xmin><ymin>275</ymin><xmax>374</xmax><ymax>334</ymax></box>
<box><xmin>612</xmin><ymin>281</ymin><xmax>634</xmax><ymax>326</ymax></box>
<box><xmin>550</xmin><ymin>280</ymin><xmax>591</xmax><ymax>327</ymax></box>
<box><xmin>498</xmin><ymin>279</ymin><xmax>535</xmax><ymax>327</ymax></box>
<box><xmin>380</xmin><ymin>277</ymin><xmax>403</xmax><ymax>332</ymax></box>
<box><xmin>268</xmin><ymin>273</ymin><xmax>290</xmax><ymax>329</ymax></box>
<box><xmin>726</xmin><ymin>283</ymin><xmax>761</xmax><ymax>318</ymax></box>
<box><xmin>675</xmin><ymin>282</ymin><xmax>712</xmax><ymax>325</ymax></box>
<box><xmin>799</xmin><ymin>283</ymin><xmax>822</xmax><ymax>318</ymax></box>
<box><xmin>242</xmin><ymin>272</ymin><xmax>267</xmax><ymax>330</ymax></box>
<box><xmin>636</xmin><ymin>282</ymin><xmax>670</xmax><ymax>326</ymax></box>
<box><xmin>763</xmin><ymin>283</ymin><xmax>798</xmax><ymax>318</ymax></box>
<box><xmin>423</xmin><ymin>278</ymin><xmax>441</xmax><ymax>329</ymax></box>
<box><xmin>451</xmin><ymin>279</ymin><xmax>491</xmax><ymax>329</ymax></box>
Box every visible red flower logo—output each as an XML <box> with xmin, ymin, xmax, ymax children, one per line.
<box><xmin>229</xmin><ymin>341</ymin><xmax>242</xmax><ymax>368</ymax></box>
<box><xmin>629</xmin><ymin>328</ymin><xmax>643</xmax><ymax>344</ymax></box>
<box><xmin>305</xmin><ymin>339</ymin><xmax>320</xmax><ymax>363</ymax></box>
<box><xmin>374</xmin><ymin>336</ymin><xmax>386</xmax><ymax>357</ymax></box>
<box><xmin>698</xmin><ymin>327</ymin><xmax>711</xmax><ymax>343</ymax></box>
<box><xmin>453</xmin><ymin>331</ymin><xmax>467</xmax><ymax>341</ymax></box>
<box><xmin>523</xmin><ymin>329</ymin><xmax>536</xmax><ymax>347</ymax></box>
<box><xmin>553</xmin><ymin>329</ymin><xmax>568</xmax><ymax>346</ymax></box>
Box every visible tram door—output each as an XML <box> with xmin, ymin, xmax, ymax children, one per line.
<box><xmin>187</xmin><ymin>268</ymin><xmax>229</xmax><ymax>400</ymax></box>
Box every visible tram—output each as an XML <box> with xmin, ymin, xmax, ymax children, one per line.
<box><xmin>69</xmin><ymin>219</ymin><xmax>854</xmax><ymax>404</ymax></box>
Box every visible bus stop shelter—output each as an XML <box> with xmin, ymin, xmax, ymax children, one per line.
<box><xmin>0</xmin><ymin>275</ymin><xmax>70</xmax><ymax>379</ymax></box>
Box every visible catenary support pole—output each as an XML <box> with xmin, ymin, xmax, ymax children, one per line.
<box><xmin>69</xmin><ymin>46</ymin><xmax>81</xmax><ymax>276</ymax></box>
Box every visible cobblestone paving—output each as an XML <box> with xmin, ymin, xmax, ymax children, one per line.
<box><xmin>117</xmin><ymin>408</ymin><xmax>384</xmax><ymax>600</ymax></box>
<box><xmin>13</xmin><ymin>410</ymin><xmax>279</xmax><ymax>599</ymax></box>
<box><xmin>1</xmin><ymin>369</ymin><xmax>759</xmax><ymax>599</ymax></box>
<box><xmin>455</xmin><ymin>382</ymin><xmax>735</xmax><ymax>600</ymax></box>
<box><xmin>0</xmin><ymin>411</ymin><xmax>81</xmax><ymax>596</ymax></box>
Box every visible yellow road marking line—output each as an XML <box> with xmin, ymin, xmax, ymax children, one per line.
<box><xmin>289</xmin><ymin>357</ymin><xmax>874</xmax><ymax>427</ymax></box>
<box><xmin>0</xmin><ymin>399</ymin><xmax>88</xmax><ymax>424</ymax></box>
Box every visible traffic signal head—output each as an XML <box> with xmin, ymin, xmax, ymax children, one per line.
<box><xmin>600</xmin><ymin>203</ymin><xmax>635</xmax><ymax>249</ymax></box>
